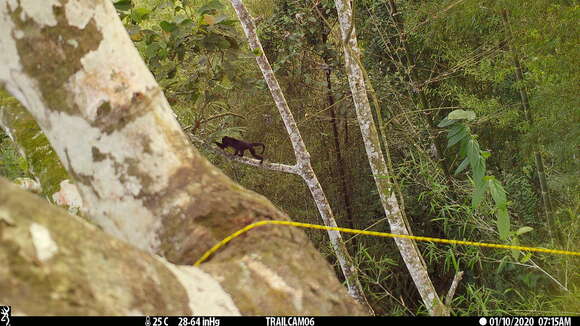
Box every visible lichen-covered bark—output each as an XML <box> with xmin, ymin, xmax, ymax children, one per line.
<box><xmin>0</xmin><ymin>178</ymin><xmax>240</xmax><ymax>316</ymax></box>
<box><xmin>333</xmin><ymin>0</ymin><xmax>448</xmax><ymax>315</ymax></box>
<box><xmin>229</xmin><ymin>0</ymin><xmax>370</xmax><ymax>309</ymax></box>
<box><xmin>0</xmin><ymin>93</ymin><xmax>69</xmax><ymax>196</ymax></box>
<box><xmin>0</xmin><ymin>1</ymin><xmax>364</xmax><ymax>315</ymax></box>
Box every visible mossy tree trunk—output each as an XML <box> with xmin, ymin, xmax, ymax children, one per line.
<box><xmin>0</xmin><ymin>93</ymin><xmax>69</xmax><ymax>196</ymax></box>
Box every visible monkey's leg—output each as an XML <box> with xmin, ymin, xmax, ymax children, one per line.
<box><xmin>249</xmin><ymin>147</ymin><xmax>263</xmax><ymax>163</ymax></box>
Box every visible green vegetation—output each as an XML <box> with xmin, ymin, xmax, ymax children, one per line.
<box><xmin>1</xmin><ymin>0</ymin><xmax>577</xmax><ymax>316</ymax></box>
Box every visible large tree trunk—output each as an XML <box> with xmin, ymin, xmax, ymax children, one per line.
<box><xmin>0</xmin><ymin>0</ymin><xmax>364</xmax><ymax>315</ymax></box>
<box><xmin>333</xmin><ymin>0</ymin><xmax>448</xmax><ymax>316</ymax></box>
<box><xmin>229</xmin><ymin>0</ymin><xmax>370</xmax><ymax>310</ymax></box>
<box><xmin>0</xmin><ymin>178</ymin><xmax>240</xmax><ymax>316</ymax></box>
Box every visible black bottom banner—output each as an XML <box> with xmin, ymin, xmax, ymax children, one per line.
<box><xmin>3</xmin><ymin>316</ymin><xmax>577</xmax><ymax>326</ymax></box>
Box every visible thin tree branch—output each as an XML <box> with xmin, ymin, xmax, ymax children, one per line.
<box><xmin>189</xmin><ymin>134</ymin><xmax>299</xmax><ymax>174</ymax></box>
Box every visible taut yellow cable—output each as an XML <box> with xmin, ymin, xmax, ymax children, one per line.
<box><xmin>194</xmin><ymin>220</ymin><xmax>580</xmax><ymax>266</ymax></box>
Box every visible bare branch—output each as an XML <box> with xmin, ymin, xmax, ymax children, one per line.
<box><xmin>189</xmin><ymin>134</ymin><xmax>300</xmax><ymax>175</ymax></box>
<box><xmin>445</xmin><ymin>271</ymin><xmax>464</xmax><ymax>306</ymax></box>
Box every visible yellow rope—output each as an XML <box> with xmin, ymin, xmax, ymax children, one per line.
<box><xmin>194</xmin><ymin>220</ymin><xmax>580</xmax><ymax>266</ymax></box>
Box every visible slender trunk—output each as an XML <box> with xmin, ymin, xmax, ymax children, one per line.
<box><xmin>334</xmin><ymin>0</ymin><xmax>448</xmax><ymax>315</ymax></box>
<box><xmin>501</xmin><ymin>10</ymin><xmax>556</xmax><ymax>239</ymax></box>
<box><xmin>229</xmin><ymin>0</ymin><xmax>371</xmax><ymax>310</ymax></box>
<box><xmin>325</xmin><ymin>65</ymin><xmax>355</xmax><ymax>231</ymax></box>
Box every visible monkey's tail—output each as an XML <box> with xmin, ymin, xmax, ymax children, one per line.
<box><xmin>251</xmin><ymin>143</ymin><xmax>266</xmax><ymax>154</ymax></box>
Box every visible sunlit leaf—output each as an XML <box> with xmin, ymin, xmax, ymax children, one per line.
<box><xmin>489</xmin><ymin>178</ymin><xmax>507</xmax><ymax>209</ymax></box>
<box><xmin>509</xmin><ymin>237</ymin><xmax>519</xmax><ymax>259</ymax></box>
<box><xmin>447</xmin><ymin>109</ymin><xmax>476</xmax><ymax>121</ymax></box>
<box><xmin>516</xmin><ymin>226</ymin><xmax>533</xmax><ymax>235</ymax></box>
<box><xmin>496</xmin><ymin>208</ymin><xmax>510</xmax><ymax>241</ymax></box>
<box><xmin>437</xmin><ymin>117</ymin><xmax>456</xmax><ymax>128</ymax></box>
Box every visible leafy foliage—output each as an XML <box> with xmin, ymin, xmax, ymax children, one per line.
<box><xmin>439</xmin><ymin>110</ymin><xmax>524</xmax><ymax>243</ymax></box>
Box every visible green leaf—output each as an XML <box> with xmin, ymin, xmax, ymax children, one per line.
<box><xmin>447</xmin><ymin>109</ymin><xmax>476</xmax><ymax>121</ymax></box>
<box><xmin>447</xmin><ymin>123</ymin><xmax>466</xmax><ymax>139</ymax></box>
<box><xmin>437</xmin><ymin>117</ymin><xmax>456</xmax><ymax>128</ymax></box>
<box><xmin>219</xmin><ymin>19</ymin><xmax>238</xmax><ymax>26</ymax></box>
<box><xmin>214</xmin><ymin>15</ymin><xmax>228</xmax><ymax>24</ymax></box>
<box><xmin>179</xmin><ymin>18</ymin><xmax>194</xmax><ymax>27</ymax></box>
<box><xmin>454</xmin><ymin>157</ymin><xmax>470</xmax><ymax>175</ymax></box>
<box><xmin>489</xmin><ymin>178</ymin><xmax>507</xmax><ymax>209</ymax></box>
<box><xmin>467</xmin><ymin>140</ymin><xmax>485</xmax><ymax>186</ymax></box>
<box><xmin>114</xmin><ymin>0</ymin><xmax>132</xmax><ymax>11</ymax></box>
<box><xmin>160</xmin><ymin>21</ymin><xmax>177</xmax><ymax>32</ymax></box>
<box><xmin>471</xmin><ymin>178</ymin><xmax>487</xmax><ymax>208</ymax></box>
<box><xmin>520</xmin><ymin>252</ymin><xmax>532</xmax><ymax>263</ymax></box>
<box><xmin>450</xmin><ymin>249</ymin><xmax>459</xmax><ymax>272</ymax></box>
<box><xmin>446</xmin><ymin>130</ymin><xmax>467</xmax><ymax>148</ymax></box>
<box><xmin>496</xmin><ymin>208</ymin><xmax>510</xmax><ymax>241</ymax></box>
<box><xmin>496</xmin><ymin>257</ymin><xmax>507</xmax><ymax>274</ymax></box>
<box><xmin>132</xmin><ymin>7</ymin><xmax>151</xmax><ymax>22</ymax></box>
<box><xmin>509</xmin><ymin>237</ymin><xmax>519</xmax><ymax>259</ymax></box>
<box><xmin>516</xmin><ymin>226</ymin><xmax>533</xmax><ymax>236</ymax></box>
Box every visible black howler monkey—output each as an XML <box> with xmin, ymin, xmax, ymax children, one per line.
<box><xmin>215</xmin><ymin>136</ymin><xmax>265</xmax><ymax>163</ymax></box>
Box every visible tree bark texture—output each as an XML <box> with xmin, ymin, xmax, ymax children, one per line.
<box><xmin>0</xmin><ymin>0</ymin><xmax>364</xmax><ymax>315</ymax></box>
<box><xmin>0</xmin><ymin>178</ymin><xmax>241</xmax><ymax>316</ymax></box>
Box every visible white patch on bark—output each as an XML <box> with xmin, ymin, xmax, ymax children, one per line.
<box><xmin>44</xmin><ymin>111</ymin><xmax>180</xmax><ymax>252</ymax></box>
<box><xmin>64</xmin><ymin>0</ymin><xmax>94</xmax><ymax>29</ymax></box>
<box><xmin>19</xmin><ymin>0</ymin><xmax>61</xmax><ymax>27</ymax></box>
<box><xmin>0</xmin><ymin>3</ymin><xmax>29</xmax><ymax>106</ymax></box>
<box><xmin>155</xmin><ymin>257</ymin><xmax>241</xmax><ymax>316</ymax></box>
<box><xmin>29</xmin><ymin>223</ymin><xmax>59</xmax><ymax>262</ymax></box>
<box><xmin>243</xmin><ymin>257</ymin><xmax>303</xmax><ymax>311</ymax></box>
<box><xmin>52</xmin><ymin>179</ymin><xmax>83</xmax><ymax>211</ymax></box>
<box><xmin>67</xmin><ymin>2</ymin><xmax>161</xmax><ymax>121</ymax></box>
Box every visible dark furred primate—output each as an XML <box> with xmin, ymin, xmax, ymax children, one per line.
<box><xmin>215</xmin><ymin>136</ymin><xmax>266</xmax><ymax>163</ymax></box>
